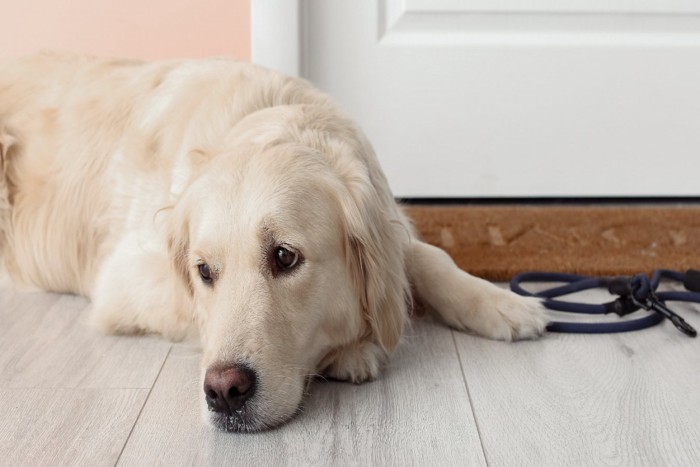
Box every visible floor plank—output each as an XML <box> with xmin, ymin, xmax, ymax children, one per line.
<box><xmin>0</xmin><ymin>388</ymin><xmax>148</xmax><ymax>467</ymax></box>
<box><xmin>0</xmin><ymin>290</ymin><xmax>172</xmax><ymax>389</ymax></box>
<box><xmin>455</xmin><ymin>302</ymin><xmax>700</xmax><ymax>466</ymax></box>
<box><xmin>117</xmin><ymin>319</ymin><xmax>485</xmax><ymax>466</ymax></box>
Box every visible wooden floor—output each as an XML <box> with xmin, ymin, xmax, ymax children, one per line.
<box><xmin>2</xmin><ymin>286</ymin><xmax>700</xmax><ymax>466</ymax></box>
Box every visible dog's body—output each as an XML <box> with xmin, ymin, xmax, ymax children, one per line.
<box><xmin>0</xmin><ymin>52</ymin><xmax>546</xmax><ymax>431</ymax></box>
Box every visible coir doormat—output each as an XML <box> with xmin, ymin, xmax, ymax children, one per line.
<box><xmin>403</xmin><ymin>204</ymin><xmax>700</xmax><ymax>281</ymax></box>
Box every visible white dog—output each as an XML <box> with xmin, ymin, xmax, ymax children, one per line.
<box><xmin>0</xmin><ymin>52</ymin><xmax>546</xmax><ymax>432</ymax></box>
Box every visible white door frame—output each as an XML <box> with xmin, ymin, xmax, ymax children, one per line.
<box><xmin>250</xmin><ymin>0</ymin><xmax>302</xmax><ymax>76</ymax></box>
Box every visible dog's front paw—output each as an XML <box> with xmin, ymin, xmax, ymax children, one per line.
<box><xmin>319</xmin><ymin>340</ymin><xmax>385</xmax><ymax>383</ymax></box>
<box><xmin>439</xmin><ymin>287</ymin><xmax>548</xmax><ymax>341</ymax></box>
<box><xmin>474</xmin><ymin>292</ymin><xmax>548</xmax><ymax>341</ymax></box>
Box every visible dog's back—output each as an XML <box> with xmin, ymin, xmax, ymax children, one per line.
<box><xmin>0</xmin><ymin>53</ymin><xmax>156</xmax><ymax>293</ymax></box>
<box><xmin>0</xmin><ymin>52</ymin><xmax>330</xmax><ymax>294</ymax></box>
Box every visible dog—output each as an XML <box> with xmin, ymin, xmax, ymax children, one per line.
<box><xmin>0</xmin><ymin>52</ymin><xmax>547</xmax><ymax>432</ymax></box>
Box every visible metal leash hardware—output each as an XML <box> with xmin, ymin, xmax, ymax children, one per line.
<box><xmin>609</xmin><ymin>273</ymin><xmax>697</xmax><ymax>337</ymax></box>
<box><xmin>630</xmin><ymin>291</ymin><xmax>697</xmax><ymax>337</ymax></box>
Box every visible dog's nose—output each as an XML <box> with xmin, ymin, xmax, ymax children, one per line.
<box><xmin>203</xmin><ymin>364</ymin><xmax>257</xmax><ymax>414</ymax></box>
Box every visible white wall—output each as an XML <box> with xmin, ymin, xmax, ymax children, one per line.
<box><xmin>0</xmin><ymin>0</ymin><xmax>250</xmax><ymax>60</ymax></box>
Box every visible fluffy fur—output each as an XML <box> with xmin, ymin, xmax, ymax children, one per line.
<box><xmin>0</xmin><ymin>52</ymin><xmax>547</xmax><ymax>432</ymax></box>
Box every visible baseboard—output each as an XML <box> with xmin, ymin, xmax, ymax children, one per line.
<box><xmin>402</xmin><ymin>204</ymin><xmax>700</xmax><ymax>281</ymax></box>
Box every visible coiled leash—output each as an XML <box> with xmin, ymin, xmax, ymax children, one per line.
<box><xmin>511</xmin><ymin>269</ymin><xmax>700</xmax><ymax>337</ymax></box>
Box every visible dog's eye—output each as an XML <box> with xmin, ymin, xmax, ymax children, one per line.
<box><xmin>198</xmin><ymin>263</ymin><xmax>213</xmax><ymax>284</ymax></box>
<box><xmin>274</xmin><ymin>246</ymin><xmax>299</xmax><ymax>271</ymax></box>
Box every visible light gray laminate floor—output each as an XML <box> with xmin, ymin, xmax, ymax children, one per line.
<box><xmin>1</xmin><ymin>285</ymin><xmax>699</xmax><ymax>466</ymax></box>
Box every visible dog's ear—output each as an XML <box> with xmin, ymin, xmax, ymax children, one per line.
<box><xmin>166</xmin><ymin>203</ymin><xmax>193</xmax><ymax>295</ymax></box>
<box><xmin>0</xmin><ymin>127</ymin><xmax>17</xmax><ymax>237</ymax></box>
<box><xmin>0</xmin><ymin>126</ymin><xmax>17</xmax><ymax>177</ymax></box>
<box><xmin>163</xmin><ymin>149</ymin><xmax>216</xmax><ymax>296</ymax></box>
<box><xmin>342</xmin><ymin>171</ymin><xmax>410</xmax><ymax>355</ymax></box>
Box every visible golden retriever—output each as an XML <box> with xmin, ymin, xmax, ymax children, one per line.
<box><xmin>0</xmin><ymin>52</ymin><xmax>547</xmax><ymax>432</ymax></box>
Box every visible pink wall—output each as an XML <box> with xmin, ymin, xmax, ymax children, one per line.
<box><xmin>0</xmin><ymin>0</ymin><xmax>250</xmax><ymax>60</ymax></box>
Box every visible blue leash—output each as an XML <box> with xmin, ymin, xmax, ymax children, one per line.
<box><xmin>510</xmin><ymin>269</ymin><xmax>700</xmax><ymax>337</ymax></box>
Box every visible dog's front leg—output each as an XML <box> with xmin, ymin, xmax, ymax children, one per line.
<box><xmin>90</xmin><ymin>235</ymin><xmax>195</xmax><ymax>341</ymax></box>
<box><xmin>406</xmin><ymin>240</ymin><xmax>548</xmax><ymax>341</ymax></box>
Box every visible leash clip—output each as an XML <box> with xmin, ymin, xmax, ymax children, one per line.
<box><xmin>631</xmin><ymin>292</ymin><xmax>697</xmax><ymax>338</ymax></box>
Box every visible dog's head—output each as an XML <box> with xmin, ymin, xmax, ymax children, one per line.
<box><xmin>166</xmin><ymin>107</ymin><xmax>410</xmax><ymax>431</ymax></box>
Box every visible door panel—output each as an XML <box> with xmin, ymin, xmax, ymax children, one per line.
<box><xmin>264</xmin><ymin>1</ymin><xmax>700</xmax><ymax>197</ymax></box>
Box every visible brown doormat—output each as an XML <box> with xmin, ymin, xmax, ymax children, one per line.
<box><xmin>403</xmin><ymin>204</ymin><xmax>700</xmax><ymax>281</ymax></box>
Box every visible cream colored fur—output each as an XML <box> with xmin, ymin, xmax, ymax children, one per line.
<box><xmin>0</xmin><ymin>52</ymin><xmax>547</xmax><ymax>431</ymax></box>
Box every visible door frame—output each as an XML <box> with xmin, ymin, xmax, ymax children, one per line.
<box><xmin>250</xmin><ymin>0</ymin><xmax>302</xmax><ymax>76</ymax></box>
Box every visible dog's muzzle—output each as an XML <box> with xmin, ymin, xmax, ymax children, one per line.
<box><xmin>204</xmin><ymin>363</ymin><xmax>258</xmax><ymax>431</ymax></box>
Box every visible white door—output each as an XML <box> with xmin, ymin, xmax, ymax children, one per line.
<box><xmin>253</xmin><ymin>1</ymin><xmax>700</xmax><ymax>198</ymax></box>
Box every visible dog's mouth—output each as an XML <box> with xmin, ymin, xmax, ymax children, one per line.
<box><xmin>208</xmin><ymin>406</ymin><xmax>260</xmax><ymax>433</ymax></box>
<box><xmin>207</xmin><ymin>400</ymin><xmax>298</xmax><ymax>433</ymax></box>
